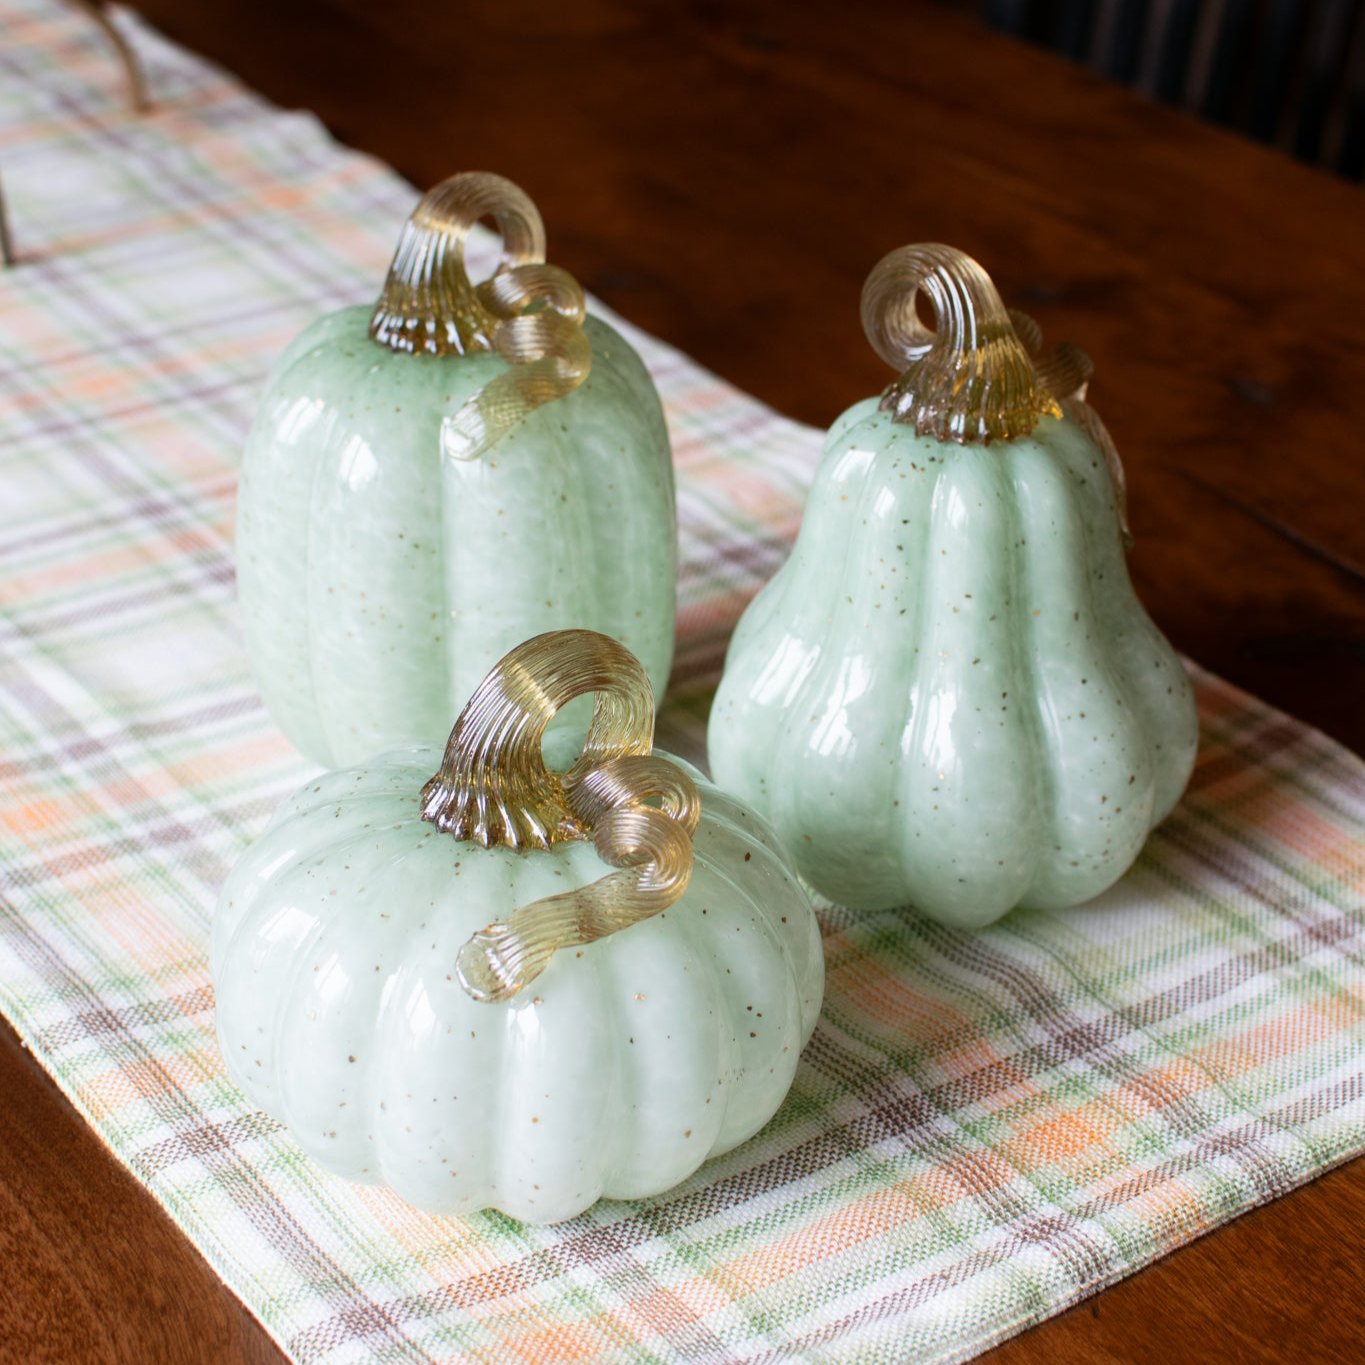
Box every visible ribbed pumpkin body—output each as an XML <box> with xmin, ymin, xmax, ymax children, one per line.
<box><xmin>237</xmin><ymin>306</ymin><xmax>676</xmax><ymax>768</ymax></box>
<box><xmin>708</xmin><ymin>400</ymin><xmax>1198</xmax><ymax>927</ymax></box>
<box><xmin>211</xmin><ymin>746</ymin><xmax>823</xmax><ymax>1224</ymax></box>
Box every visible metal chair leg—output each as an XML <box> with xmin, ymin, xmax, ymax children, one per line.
<box><xmin>67</xmin><ymin>0</ymin><xmax>150</xmax><ymax>113</ymax></box>
<box><xmin>0</xmin><ymin>175</ymin><xmax>14</xmax><ymax>267</ymax></box>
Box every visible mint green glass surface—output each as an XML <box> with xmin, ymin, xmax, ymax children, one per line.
<box><xmin>707</xmin><ymin>245</ymin><xmax>1198</xmax><ymax>927</ymax></box>
<box><xmin>236</xmin><ymin>173</ymin><xmax>676</xmax><ymax>768</ymax></box>
<box><xmin>212</xmin><ymin>632</ymin><xmax>823</xmax><ymax>1224</ymax></box>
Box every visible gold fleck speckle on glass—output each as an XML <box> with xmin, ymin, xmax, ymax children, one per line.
<box><xmin>421</xmin><ymin>629</ymin><xmax>700</xmax><ymax>1004</ymax></box>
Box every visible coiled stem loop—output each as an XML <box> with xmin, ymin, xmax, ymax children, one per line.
<box><xmin>421</xmin><ymin>630</ymin><xmax>700</xmax><ymax>1003</ymax></box>
<box><xmin>861</xmin><ymin>244</ymin><xmax>1086</xmax><ymax>444</ymax></box>
<box><xmin>369</xmin><ymin>171</ymin><xmax>592</xmax><ymax>461</ymax></box>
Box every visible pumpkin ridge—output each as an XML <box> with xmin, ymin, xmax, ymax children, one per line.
<box><xmin>652</xmin><ymin>856</ymin><xmax>782</xmax><ymax>1166</ymax></box>
<box><xmin>576</xmin><ymin>930</ymin><xmax>619</xmax><ymax>1213</ymax></box>
<box><xmin>689</xmin><ymin>770</ymin><xmax>827</xmax><ymax>1011</ymax></box>
<box><xmin>671</xmin><ymin>857</ymin><xmax>769</xmax><ymax>1158</ymax></box>
<box><xmin>1008</xmin><ymin>436</ymin><xmax>1155</xmax><ymax>908</ymax></box>
<box><xmin>302</xmin><ymin>393</ymin><xmax>340</xmax><ymax>765</ymax></box>
<box><xmin>998</xmin><ymin>438</ymin><xmax>1052</xmax><ymax>907</ymax></box>
<box><xmin>281</xmin><ymin>910</ymin><xmax>385</xmax><ymax>1177</ymax></box>
<box><xmin>483</xmin><ymin>851</ymin><xmax>540</xmax><ymax>1217</ymax></box>
<box><xmin>686</xmin><ymin>783</ymin><xmax>795</xmax><ymax>878</ymax></box>
<box><xmin>417</xmin><ymin>842</ymin><xmax>609</xmax><ymax>1214</ymax></box>
<box><xmin>588</xmin><ymin>898</ymin><xmax>718</xmax><ymax>1200</ymax></box>
<box><xmin>214</xmin><ymin>839</ymin><xmax>329</xmax><ymax>1112</ymax></box>
<box><xmin>694</xmin><ymin>404</ymin><xmax>863</xmax><ymax>781</ymax></box>
<box><xmin>257</xmin><ymin>906</ymin><xmax>331</xmax><ymax>1118</ymax></box>
<box><xmin>889</xmin><ymin>445</ymin><xmax>1040</xmax><ymax>924</ymax></box>
<box><xmin>861</xmin><ymin>429</ymin><xmax>943</xmax><ymax>908</ymax></box>
<box><xmin>237</xmin><ymin>326</ymin><xmax>339</xmax><ymax>761</ymax></box>
<box><xmin>763</xmin><ymin>433</ymin><xmax>894</xmax><ymax>897</ymax></box>
<box><xmin>292</xmin><ymin>333</ymin><xmax>477</xmax><ymax>766</ymax></box>
<box><xmin>705</xmin><ymin>811</ymin><xmax>820</xmax><ymax>1015</ymax></box>
<box><xmin>1004</xmin><ymin>436</ymin><xmax>1069</xmax><ymax>907</ymax></box>
<box><xmin>262</xmin><ymin>817</ymin><xmax>424</xmax><ymax>1147</ymax></box>
<box><xmin>1045</xmin><ymin>419</ymin><xmax>1192</xmax><ymax>826</ymax></box>
<box><xmin>1062</xmin><ymin>421</ymin><xmax>1194</xmax><ymax>817</ymax></box>
<box><xmin>565</xmin><ymin>326</ymin><xmax>677</xmax><ymax>676</ymax></box>
<box><xmin>213</xmin><ymin>795</ymin><xmax>420</xmax><ymax>974</ymax></box>
<box><xmin>287</xmin><ymin>780</ymin><xmax>427</xmax><ymax>832</ymax></box>
<box><xmin>733</xmin><ymin>629</ymin><xmax>808</xmax><ymax>853</ymax></box>
<box><xmin>542</xmin><ymin>381</ymin><xmax>633</xmax><ymax>697</ymax></box>
<box><xmin>891</xmin><ymin>441</ymin><xmax>951</xmax><ymax>913</ymax></box>
<box><xmin>433</xmin><ymin>333</ymin><xmax>675</xmax><ymax>730</ymax></box>
<box><xmin>273</xmin><ymin>751</ymin><xmax>433</xmax><ymax>822</ymax></box>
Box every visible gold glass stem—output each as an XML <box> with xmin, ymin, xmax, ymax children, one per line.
<box><xmin>369</xmin><ymin>172</ymin><xmax>592</xmax><ymax>462</ymax></box>
<box><xmin>441</xmin><ymin>264</ymin><xmax>592</xmax><ymax>463</ymax></box>
<box><xmin>422</xmin><ymin>631</ymin><xmax>700</xmax><ymax>1004</ymax></box>
<box><xmin>862</xmin><ymin>244</ymin><xmax>1083</xmax><ymax>444</ymax></box>
<box><xmin>369</xmin><ymin>172</ymin><xmax>544</xmax><ymax>356</ymax></box>
<box><xmin>456</xmin><ymin>755</ymin><xmax>700</xmax><ymax>1003</ymax></box>
<box><xmin>859</xmin><ymin>244</ymin><xmax>1131</xmax><ymax>539</ymax></box>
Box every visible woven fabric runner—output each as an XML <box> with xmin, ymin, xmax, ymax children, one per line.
<box><xmin>3</xmin><ymin>4</ymin><xmax>1363</xmax><ymax>1361</ymax></box>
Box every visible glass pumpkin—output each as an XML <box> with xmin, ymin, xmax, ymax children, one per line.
<box><xmin>237</xmin><ymin>172</ymin><xmax>677</xmax><ymax>768</ymax></box>
<box><xmin>212</xmin><ymin>630</ymin><xmax>824</xmax><ymax>1224</ymax></box>
<box><xmin>708</xmin><ymin>245</ymin><xmax>1198</xmax><ymax>928</ymax></box>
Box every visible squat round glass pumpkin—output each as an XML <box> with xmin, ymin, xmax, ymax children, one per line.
<box><xmin>237</xmin><ymin>172</ymin><xmax>677</xmax><ymax>768</ymax></box>
<box><xmin>708</xmin><ymin>245</ymin><xmax>1198</xmax><ymax>927</ymax></box>
<box><xmin>212</xmin><ymin>630</ymin><xmax>823</xmax><ymax>1224</ymax></box>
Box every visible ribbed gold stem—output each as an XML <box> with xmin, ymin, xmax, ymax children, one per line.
<box><xmin>860</xmin><ymin>244</ymin><xmax>1131</xmax><ymax>539</ymax></box>
<box><xmin>369</xmin><ymin>172</ymin><xmax>592</xmax><ymax>461</ymax></box>
<box><xmin>422</xmin><ymin>631</ymin><xmax>700</xmax><ymax>1003</ymax></box>
<box><xmin>861</xmin><ymin>244</ymin><xmax>1086</xmax><ymax>445</ymax></box>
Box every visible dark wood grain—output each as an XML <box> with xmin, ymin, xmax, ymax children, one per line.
<box><xmin>124</xmin><ymin>0</ymin><xmax>1365</xmax><ymax>752</ymax></box>
<box><xmin>6</xmin><ymin>1</ymin><xmax>1362</xmax><ymax>1360</ymax></box>
<box><xmin>0</xmin><ymin>1017</ymin><xmax>279</xmax><ymax>1365</ymax></box>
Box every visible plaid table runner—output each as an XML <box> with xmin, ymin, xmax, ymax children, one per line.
<box><xmin>2</xmin><ymin>4</ymin><xmax>1363</xmax><ymax>1361</ymax></box>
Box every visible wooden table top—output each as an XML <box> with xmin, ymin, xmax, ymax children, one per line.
<box><xmin>5</xmin><ymin>0</ymin><xmax>1362</xmax><ymax>1360</ymax></box>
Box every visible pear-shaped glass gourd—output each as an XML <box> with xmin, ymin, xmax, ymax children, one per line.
<box><xmin>708</xmin><ymin>245</ymin><xmax>1198</xmax><ymax>928</ymax></box>
<box><xmin>213</xmin><ymin>630</ymin><xmax>824</xmax><ymax>1224</ymax></box>
<box><xmin>237</xmin><ymin>172</ymin><xmax>676</xmax><ymax>769</ymax></box>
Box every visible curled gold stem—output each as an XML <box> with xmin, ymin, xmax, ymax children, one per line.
<box><xmin>441</xmin><ymin>262</ymin><xmax>591</xmax><ymax>463</ymax></box>
<box><xmin>455</xmin><ymin>756</ymin><xmax>701</xmax><ymax>1003</ymax></box>
<box><xmin>862</xmin><ymin>244</ymin><xmax>1083</xmax><ymax>444</ymax></box>
<box><xmin>422</xmin><ymin>631</ymin><xmax>700</xmax><ymax>1003</ymax></box>
<box><xmin>369</xmin><ymin>172</ymin><xmax>543</xmax><ymax>357</ymax></box>
<box><xmin>860</xmin><ymin>244</ymin><xmax>1132</xmax><ymax>540</ymax></box>
<box><xmin>369</xmin><ymin>171</ymin><xmax>592</xmax><ymax>462</ymax></box>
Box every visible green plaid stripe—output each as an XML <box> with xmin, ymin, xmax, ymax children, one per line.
<box><xmin>2</xmin><ymin>3</ymin><xmax>1363</xmax><ymax>1362</ymax></box>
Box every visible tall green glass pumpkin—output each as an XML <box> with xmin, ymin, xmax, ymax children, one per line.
<box><xmin>237</xmin><ymin>172</ymin><xmax>676</xmax><ymax>768</ymax></box>
<box><xmin>708</xmin><ymin>245</ymin><xmax>1198</xmax><ymax>928</ymax></box>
